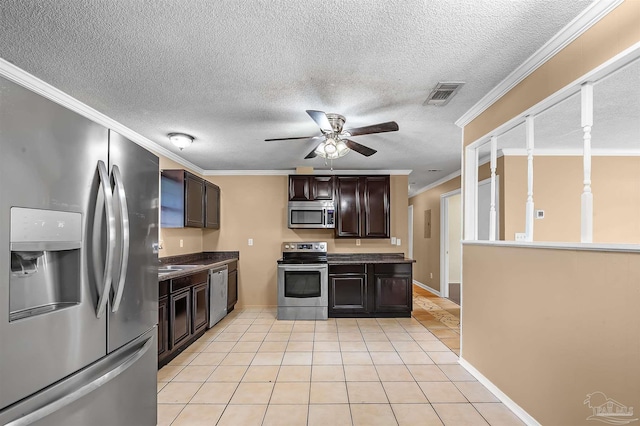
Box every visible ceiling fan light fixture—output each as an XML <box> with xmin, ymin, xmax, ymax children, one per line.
<box><xmin>168</xmin><ymin>132</ymin><xmax>194</xmax><ymax>150</ymax></box>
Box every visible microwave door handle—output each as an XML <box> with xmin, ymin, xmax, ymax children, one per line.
<box><xmin>111</xmin><ymin>165</ymin><xmax>129</xmax><ymax>313</ymax></box>
<box><xmin>96</xmin><ymin>161</ymin><xmax>115</xmax><ymax>319</ymax></box>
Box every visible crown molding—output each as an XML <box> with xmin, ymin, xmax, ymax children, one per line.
<box><xmin>0</xmin><ymin>58</ymin><xmax>206</xmax><ymax>175</ymax></box>
<box><xmin>202</xmin><ymin>169</ymin><xmax>413</xmax><ymax>176</ymax></box>
<box><xmin>409</xmin><ymin>154</ymin><xmax>496</xmax><ymax>198</ymax></box>
<box><xmin>501</xmin><ymin>148</ymin><xmax>640</xmax><ymax>157</ymax></box>
<box><xmin>455</xmin><ymin>0</ymin><xmax>623</xmax><ymax>128</ymax></box>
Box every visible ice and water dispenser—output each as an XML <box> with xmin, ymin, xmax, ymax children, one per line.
<box><xmin>9</xmin><ymin>207</ymin><xmax>82</xmax><ymax>321</ymax></box>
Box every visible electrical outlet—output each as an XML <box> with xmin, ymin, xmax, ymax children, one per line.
<box><xmin>248</xmin><ymin>238</ymin><xmax>253</xmax><ymax>246</ymax></box>
<box><xmin>179</xmin><ymin>239</ymin><xmax>184</xmax><ymax>248</ymax></box>
<box><xmin>396</xmin><ymin>238</ymin><xmax>401</xmax><ymax>246</ymax></box>
<box><xmin>356</xmin><ymin>239</ymin><xmax>361</xmax><ymax>246</ymax></box>
<box><xmin>515</xmin><ymin>233</ymin><xmax>527</xmax><ymax>242</ymax></box>
<box><xmin>391</xmin><ymin>237</ymin><xmax>397</xmax><ymax>245</ymax></box>
<box><xmin>430</xmin><ymin>272</ymin><xmax>433</xmax><ymax>279</ymax></box>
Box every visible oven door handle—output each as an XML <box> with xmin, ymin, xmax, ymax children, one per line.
<box><xmin>278</xmin><ymin>264</ymin><xmax>328</xmax><ymax>271</ymax></box>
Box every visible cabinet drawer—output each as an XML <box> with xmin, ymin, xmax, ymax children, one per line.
<box><xmin>159</xmin><ymin>280</ymin><xmax>170</xmax><ymax>298</ymax></box>
<box><xmin>227</xmin><ymin>260</ymin><xmax>237</xmax><ymax>273</ymax></box>
<box><xmin>170</xmin><ymin>271</ymin><xmax>208</xmax><ymax>293</ymax></box>
<box><xmin>373</xmin><ymin>263</ymin><xmax>411</xmax><ymax>275</ymax></box>
<box><xmin>329</xmin><ymin>264</ymin><xmax>365</xmax><ymax>275</ymax></box>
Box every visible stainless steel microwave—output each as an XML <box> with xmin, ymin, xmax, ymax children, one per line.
<box><xmin>288</xmin><ymin>201</ymin><xmax>335</xmax><ymax>229</ymax></box>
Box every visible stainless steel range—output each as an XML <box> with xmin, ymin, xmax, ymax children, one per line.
<box><xmin>277</xmin><ymin>241</ymin><xmax>328</xmax><ymax>320</ymax></box>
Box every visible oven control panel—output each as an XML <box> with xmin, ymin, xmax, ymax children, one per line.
<box><xmin>282</xmin><ymin>241</ymin><xmax>327</xmax><ymax>252</ymax></box>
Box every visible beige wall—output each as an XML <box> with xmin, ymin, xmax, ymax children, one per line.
<box><xmin>155</xmin><ymin>160</ymin><xmax>409</xmax><ymax>307</ymax></box>
<box><xmin>463</xmin><ymin>244</ymin><xmax>640</xmax><ymax>425</ymax></box>
<box><xmin>502</xmin><ymin>155</ymin><xmax>640</xmax><ymax>243</ymax></box>
<box><xmin>460</xmin><ymin>2</ymin><xmax>640</xmax><ymax>423</ymax></box>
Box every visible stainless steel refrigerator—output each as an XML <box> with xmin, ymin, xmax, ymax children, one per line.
<box><xmin>0</xmin><ymin>75</ymin><xmax>158</xmax><ymax>425</ymax></box>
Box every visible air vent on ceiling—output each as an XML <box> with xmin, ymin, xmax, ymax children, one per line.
<box><xmin>423</xmin><ymin>82</ymin><xmax>465</xmax><ymax>106</ymax></box>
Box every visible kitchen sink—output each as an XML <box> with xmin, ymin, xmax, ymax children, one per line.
<box><xmin>158</xmin><ymin>264</ymin><xmax>201</xmax><ymax>274</ymax></box>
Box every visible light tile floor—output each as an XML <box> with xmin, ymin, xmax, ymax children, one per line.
<box><xmin>157</xmin><ymin>287</ymin><xmax>524</xmax><ymax>426</ymax></box>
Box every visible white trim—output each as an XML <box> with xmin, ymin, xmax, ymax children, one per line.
<box><xmin>463</xmin><ymin>40</ymin><xmax>640</xmax><ymax>152</ymax></box>
<box><xmin>203</xmin><ymin>169</ymin><xmax>412</xmax><ymax>176</ymax></box>
<box><xmin>408</xmin><ymin>205</ymin><xmax>414</xmax><ymax>260</ymax></box>
<box><xmin>413</xmin><ymin>280</ymin><xmax>441</xmax><ymax>297</ymax></box>
<box><xmin>0</xmin><ymin>58</ymin><xmax>206</xmax><ymax>175</ymax></box>
<box><xmin>462</xmin><ymin>239</ymin><xmax>640</xmax><ymax>253</ymax></box>
<box><xmin>410</xmin><ymin>170</ymin><xmax>461</xmax><ymax>197</ymax></box>
<box><xmin>501</xmin><ymin>148</ymin><xmax>640</xmax><ymax>156</ymax></box>
<box><xmin>455</xmin><ymin>0</ymin><xmax>623</xmax><ymax>128</ymax></box>
<box><xmin>458</xmin><ymin>358</ymin><xmax>541</xmax><ymax>426</ymax></box>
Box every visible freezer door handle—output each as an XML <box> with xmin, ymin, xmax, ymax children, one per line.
<box><xmin>96</xmin><ymin>160</ymin><xmax>115</xmax><ymax>318</ymax></box>
<box><xmin>5</xmin><ymin>335</ymin><xmax>154</xmax><ymax>426</ymax></box>
<box><xmin>111</xmin><ymin>165</ymin><xmax>130</xmax><ymax>313</ymax></box>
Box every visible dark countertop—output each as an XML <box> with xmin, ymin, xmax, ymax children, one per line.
<box><xmin>327</xmin><ymin>253</ymin><xmax>415</xmax><ymax>264</ymax></box>
<box><xmin>158</xmin><ymin>251</ymin><xmax>239</xmax><ymax>281</ymax></box>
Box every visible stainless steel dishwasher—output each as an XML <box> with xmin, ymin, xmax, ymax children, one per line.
<box><xmin>209</xmin><ymin>265</ymin><xmax>228</xmax><ymax>328</ymax></box>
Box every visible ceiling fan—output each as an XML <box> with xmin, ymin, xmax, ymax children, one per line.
<box><xmin>265</xmin><ymin>110</ymin><xmax>399</xmax><ymax>160</ymax></box>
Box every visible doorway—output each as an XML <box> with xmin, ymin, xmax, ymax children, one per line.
<box><xmin>440</xmin><ymin>189</ymin><xmax>461</xmax><ymax>305</ymax></box>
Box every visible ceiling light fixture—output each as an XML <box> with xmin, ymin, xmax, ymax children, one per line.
<box><xmin>315</xmin><ymin>137</ymin><xmax>350</xmax><ymax>160</ymax></box>
<box><xmin>168</xmin><ymin>133</ymin><xmax>194</xmax><ymax>150</ymax></box>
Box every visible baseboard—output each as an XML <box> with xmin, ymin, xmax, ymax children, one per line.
<box><xmin>458</xmin><ymin>357</ymin><xmax>541</xmax><ymax>426</ymax></box>
<box><xmin>413</xmin><ymin>280</ymin><xmax>441</xmax><ymax>297</ymax></box>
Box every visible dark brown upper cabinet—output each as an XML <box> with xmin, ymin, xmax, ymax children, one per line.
<box><xmin>288</xmin><ymin>175</ymin><xmax>334</xmax><ymax>201</ymax></box>
<box><xmin>161</xmin><ymin>169</ymin><xmax>220</xmax><ymax>229</ymax></box>
<box><xmin>336</xmin><ymin>175</ymin><xmax>390</xmax><ymax>238</ymax></box>
<box><xmin>204</xmin><ymin>181</ymin><xmax>220</xmax><ymax>229</ymax></box>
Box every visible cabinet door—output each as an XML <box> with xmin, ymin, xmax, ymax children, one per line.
<box><xmin>170</xmin><ymin>289</ymin><xmax>191</xmax><ymax>347</ymax></box>
<box><xmin>204</xmin><ymin>181</ymin><xmax>220</xmax><ymax>229</ymax></box>
<box><xmin>192</xmin><ymin>282</ymin><xmax>209</xmax><ymax>334</ymax></box>
<box><xmin>374</xmin><ymin>274</ymin><xmax>412</xmax><ymax>313</ymax></box>
<box><xmin>312</xmin><ymin>176</ymin><xmax>334</xmax><ymax>200</ymax></box>
<box><xmin>227</xmin><ymin>269</ymin><xmax>238</xmax><ymax>312</ymax></box>
<box><xmin>363</xmin><ymin>176</ymin><xmax>390</xmax><ymax>238</ymax></box>
<box><xmin>158</xmin><ymin>296</ymin><xmax>169</xmax><ymax>358</ymax></box>
<box><xmin>336</xmin><ymin>176</ymin><xmax>361</xmax><ymax>237</ymax></box>
<box><xmin>289</xmin><ymin>176</ymin><xmax>311</xmax><ymax>201</ymax></box>
<box><xmin>329</xmin><ymin>275</ymin><xmax>368</xmax><ymax>314</ymax></box>
<box><xmin>185</xmin><ymin>173</ymin><xmax>204</xmax><ymax>227</ymax></box>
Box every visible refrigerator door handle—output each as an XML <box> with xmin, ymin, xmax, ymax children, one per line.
<box><xmin>5</xmin><ymin>336</ymin><xmax>154</xmax><ymax>426</ymax></box>
<box><xmin>111</xmin><ymin>165</ymin><xmax>129</xmax><ymax>313</ymax></box>
<box><xmin>96</xmin><ymin>160</ymin><xmax>115</xmax><ymax>319</ymax></box>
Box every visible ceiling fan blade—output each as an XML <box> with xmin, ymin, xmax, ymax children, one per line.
<box><xmin>306</xmin><ymin>110</ymin><xmax>333</xmax><ymax>133</ymax></box>
<box><xmin>344</xmin><ymin>139</ymin><xmax>377</xmax><ymax>157</ymax></box>
<box><xmin>304</xmin><ymin>143</ymin><xmax>323</xmax><ymax>159</ymax></box>
<box><xmin>343</xmin><ymin>121</ymin><xmax>399</xmax><ymax>137</ymax></box>
<box><xmin>265</xmin><ymin>135</ymin><xmax>318</xmax><ymax>142</ymax></box>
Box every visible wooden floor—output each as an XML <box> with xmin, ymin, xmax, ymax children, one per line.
<box><xmin>412</xmin><ymin>285</ymin><xmax>460</xmax><ymax>355</ymax></box>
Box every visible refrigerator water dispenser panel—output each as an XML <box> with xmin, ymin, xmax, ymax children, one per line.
<box><xmin>9</xmin><ymin>207</ymin><xmax>82</xmax><ymax>321</ymax></box>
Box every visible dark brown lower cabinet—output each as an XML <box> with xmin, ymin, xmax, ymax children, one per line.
<box><xmin>227</xmin><ymin>261</ymin><xmax>238</xmax><ymax>312</ymax></box>
<box><xmin>158</xmin><ymin>296</ymin><xmax>168</xmax><ymax>358</ymax></box>
<box><xmin>158</xmin><ymin>270</ymin><xmax>209</xmax><ymax>368</ymax></box>
<box><xmin>192</xmin><ymin>282</ymin><xmax>209</xmax><ymax>334</ymax></box>
<box><xmin>329</xmin><ymin>262</ymin><xmax>412</xmax><ymax>317</ymax></box>
<box><xmin>170</xmin><ymin>289</ymin><xmax>191</xmax><ymax>348</ymax></box>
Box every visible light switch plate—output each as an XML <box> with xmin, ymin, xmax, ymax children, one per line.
<box><xmin>396</xmin><ymin>238</ymin><xmax>401</xmax><ymax>246</ymax></box>
<box><xmin>248</xmin><ymin>238</ymin><xmax>253</xmax><ymax>246</ymax></box>
<box><xmin>391</xmin><ymin>237</ymin><xmax>397</xmax><ymax>245</ymax></box>
<box><xmin>179</xmin><ymin>239</ymin><xmax>183</xmax><ymax>248</ymax></box>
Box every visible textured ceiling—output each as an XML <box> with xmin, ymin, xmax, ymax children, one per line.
<box><xmin>0</xmin><ymin>0</ymin><xmax>594</xmax><ymax>193</ymax></box>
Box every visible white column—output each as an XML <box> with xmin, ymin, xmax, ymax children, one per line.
<box><xmin>489</xmin><ymin>136</ymin><xmax>497</xmax><ymax>241</ymax></box>
<box><xmin>525</xmin><ymin>116</ymin><xmax>535</xmax><ymax>242</ymax></box>
<box><xmin>581</xmin><ymin>82</ymin><xmax>594</xmax><ymax>243</ymax></box>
